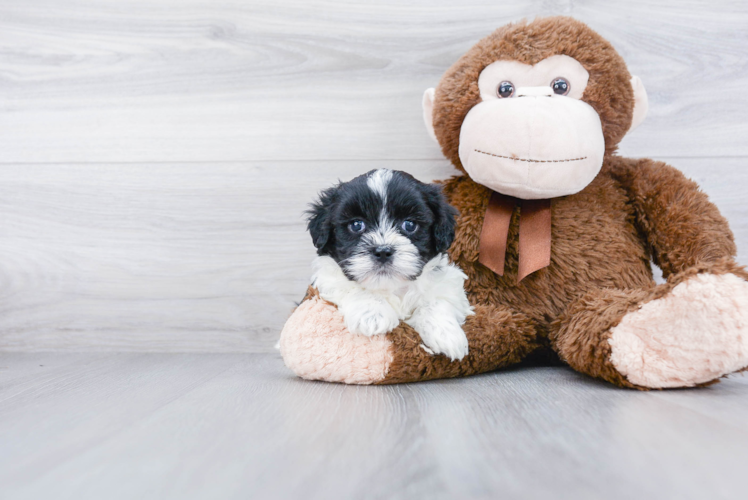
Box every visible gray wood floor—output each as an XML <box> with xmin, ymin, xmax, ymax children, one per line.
<box><xmin>2</xmin><ymin>352</ymin><xmax>748</xmax><ymax>500</ymax></box>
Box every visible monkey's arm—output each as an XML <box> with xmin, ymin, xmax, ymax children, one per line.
<box><xmin>378</xmin><ymin>302</ymin><xmax>539</xmax><ymax>384</ymax></box>
<box><xmin>280</xmin><ymin>287</ymin><xmax>539</xmax><ymax>384</ymax></box>
<box><xmin>609</xmin><ymin>157</ymin><xmax>737</xmax><ymax>278</ymax></box>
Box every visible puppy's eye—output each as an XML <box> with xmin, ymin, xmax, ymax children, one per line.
<box><xmin>401</xmin><ymin>220</ymin><xmax>418</xmax><ymax>234</ymax></box>
<box><xmin>348</xmin><ymin>220</ymin><xmax>366</xmax><ymax>234</ymax></box>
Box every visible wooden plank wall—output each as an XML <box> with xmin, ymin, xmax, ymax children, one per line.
<box><xmin>1</xmin><ymin>0</ymin><xmax>747</xmax><ymax>352</ymax></box>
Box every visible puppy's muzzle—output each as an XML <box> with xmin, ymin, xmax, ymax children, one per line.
<box><xmin>372</xmin><ymin>245</ymin><xmax>394</xmax><ymax>264</ymax></box>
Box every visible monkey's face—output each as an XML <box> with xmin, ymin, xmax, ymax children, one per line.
<box><xmin>457</xmin><ymin>55</ymin><xmax>605</xmax><ymax>199</ymax></box>
<box><xmin>422</xmin><ymin>18</ymin><xmax>649</xmax><ymax>200</ymax></box>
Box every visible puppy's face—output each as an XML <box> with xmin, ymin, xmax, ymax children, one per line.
<box><xmin>307</xmin><ymin>169</ymin><xmax>458</xmax><ymax>287</ymax></box>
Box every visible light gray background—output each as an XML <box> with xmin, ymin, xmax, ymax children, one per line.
<box><xmin>1</xmin><ymin>0</ymin><xmax>747</xmax><ymax>353</ymax></box>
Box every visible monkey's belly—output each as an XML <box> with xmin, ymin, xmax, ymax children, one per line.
<box><xmin>463</xmin><ymin>175</ymin><xmax>654</xmax><ymax>327</ymax></box>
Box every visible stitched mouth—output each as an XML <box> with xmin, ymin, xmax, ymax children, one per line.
<box><xmin>475</xmin><ymin>149</ymin><xmax>587</xmax><ymax>163</ymax></box>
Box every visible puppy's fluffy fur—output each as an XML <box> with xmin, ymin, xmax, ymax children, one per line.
<box><xmin>307</xmin><ymin>169</ymin><xmax>473</xmax><ymax>360</ymax></box>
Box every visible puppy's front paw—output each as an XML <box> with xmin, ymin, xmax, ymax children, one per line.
<box><xmin>345</xmin><ymin>302</ymin><xmax>400</xmax><ymax>337</ymax></box>
<box><xmin>408</xmin><ymin>315</ymin><xmax>469</xmax><ymax>361</ymax></box>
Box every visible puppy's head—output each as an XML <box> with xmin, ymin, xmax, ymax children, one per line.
<box><xmin>307</xmin><ymin>169</ymin><xmax>458</xmax><ymax>287</ymax></box>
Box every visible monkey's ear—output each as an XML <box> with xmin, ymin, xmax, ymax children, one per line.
<box><xmin>630</xmin><ymin>76</ymin><xmax>648</xmax><ymax>131</ymax></box>
<box><xmin>422</xmin><ymin>88</ymin><xmax>438</xmax><ymax>143</ymax></box>
<box><xmin>306</xmin><ymin>189</ymin><xmax>337</xmax><ymax>255</ymax></box>
<box><xmin>423</xmin><ymin>183</ymin><xmax>458</xmax><ymax>254</ymax></box>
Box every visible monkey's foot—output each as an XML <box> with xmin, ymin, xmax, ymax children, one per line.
<box><xmin>279</xmin><ymin>295</ymin><xmax>393</xmax><ymax>385</ymax></box>
<box><xmin>608</xmin><ymin>273</ymin><xmax>748</xmax><ymax>388</ymax></box>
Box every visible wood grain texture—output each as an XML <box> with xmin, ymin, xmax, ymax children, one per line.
<box><xmin>2</xmin><ymin>353</ymin><xmax>748</xmax><ymax>500</ymax></box>
<box><xmin>0</xmin><ymin>1</ymin><xmax>747</xmax><ymax>351</ymax></box>
<box><xmin>0</xmin><ymin>0</ymin><xmax>747</xmax><ymax>163</ymax></box>
<box><xmin>0</xmin><ymin>158</ymin><xmax>745</xmax><ymax>352</ymax></box>
<box><xmin>0</xmin><ymin>160</ymin><xmax>457</xmax><ymax>351</ymax></box>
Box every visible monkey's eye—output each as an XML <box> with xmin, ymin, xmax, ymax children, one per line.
<box><xmin>348</xmin><ymin>220</ymin><xmax>366</xmax><ymax>234</ymax></box>
<box><xmin>551</xmin><ymin>77</ymin><xmax>570</xmax><ymax>96</ymax></box>
<box><xmin>401</xmin><ymin>220</ymin><xmax>418</xmax><ymax>234</ymax></box>
<box><xmin>497</xmin><ymin>81</ymin><xmax>514</xmax><ymax>98</ymax></box>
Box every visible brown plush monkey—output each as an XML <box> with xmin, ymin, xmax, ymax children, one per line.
<box><xmin>280</xmin><ymin>16</ymin><xmax>748</xmax><ymax>389</ymax></box>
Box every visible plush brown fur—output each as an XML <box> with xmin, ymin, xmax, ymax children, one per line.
<box><xmin>379</xmin><ymin>303</ymin><xmax>540</xmax><ymax>384</ymax></box>
<box><xmin>288</xmin><ymin>16</ymin><xmax>746</xmax><ymax>388</ymax></box>
<box><xmin>375</xmin><ymin>17</ymin><xmax>746</xmax><ymax>388</ymax></box>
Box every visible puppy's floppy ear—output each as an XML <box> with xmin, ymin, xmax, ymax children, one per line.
<box><xmin>306</xmin><ymin>186</ymin><xmax>338</xmax><ymax>255</ymax></box>
<box><xmin>422</xmin><ymin>183</ymin><xmax>458</xmax><ymax>254</ymax></box>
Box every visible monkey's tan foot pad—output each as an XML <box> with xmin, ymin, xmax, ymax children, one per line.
<box><xmin>608</xmin><ymin>273</ymin><xmax>748</xmax><ymax>388</ymax></box>
<box><xmin>279</xmin><ymin>296</ymin><xmax>394</xmax><ymax>384</ymax></box>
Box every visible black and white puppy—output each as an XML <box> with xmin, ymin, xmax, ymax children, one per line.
<box><xmin>307</xmin><ymin>169</ymin><xmax>472</xmax><ymax>360</ymax></box>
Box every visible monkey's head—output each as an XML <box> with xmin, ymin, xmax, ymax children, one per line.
<box><xmin>423</xmin><ymin>17</ymin><xmax>648</xmax><ymax>199</ymax></box>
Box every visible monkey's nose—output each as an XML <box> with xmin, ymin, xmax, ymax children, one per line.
<box><xmin>373</xmin><ymin>245</ymin><xmax>394</xmax><ymax>263</ymax></box>
<box><xmin>515</xmin><ymin>86</ymin><xmax>553</xmax><ymax>97</ymax></box>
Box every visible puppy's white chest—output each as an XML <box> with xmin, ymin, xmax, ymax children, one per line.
<box><xmin>368</xmin><ymin>285</ymin><xmax>417</xmax><ymax>321</ymax></box>
<box><xmin>310</xmin><ymin>254</ymin><xmax>473</xmax><ymax>361</ymax></box>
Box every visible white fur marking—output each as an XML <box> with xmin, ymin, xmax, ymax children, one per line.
<box><xmin>343</xmin><ymin>224</ymin><xmax>422</xmax><ymax>288</ymax></box>
<box><xmin>368</xmin><ymin>169</ymin><xmax>395</xmax><ymax>250</ymax></box>
<box><xmin>366</xmin><ymin>168</ymin><xmax>393</xmax><ymax>202</ymax></box>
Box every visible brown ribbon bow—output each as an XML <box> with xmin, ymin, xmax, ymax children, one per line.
<box><xmin>478</xmin><ymin>192</ymin><xmax>552</xmax><ymax>281</ymax></box>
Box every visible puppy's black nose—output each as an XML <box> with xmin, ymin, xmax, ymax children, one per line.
<box><xmin>373</xmin><ymin>245</ymin><xmax>394</xmax><ymax>263</ymax></box>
